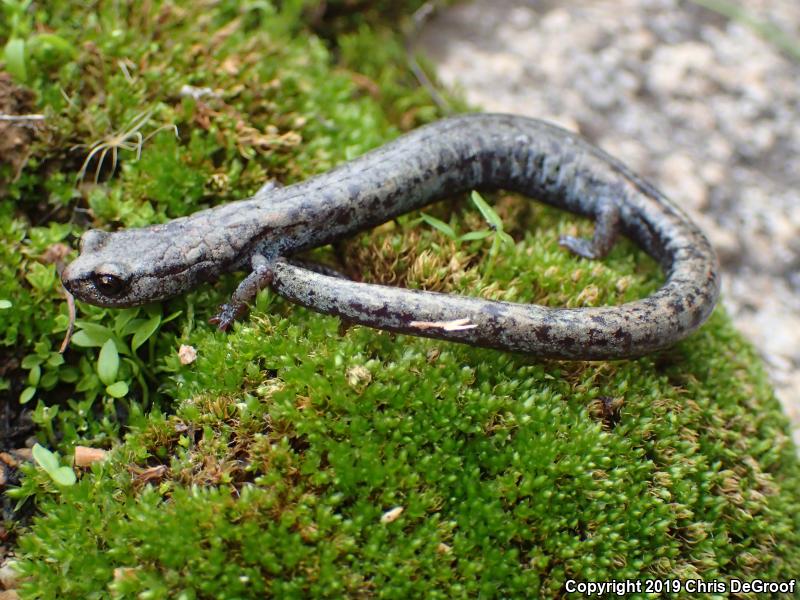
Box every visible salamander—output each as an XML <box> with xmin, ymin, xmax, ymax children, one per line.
<box><xmin>61</xmin><ymin>113</ymin><xmax>720</xmax><ymax>359</ymax></box>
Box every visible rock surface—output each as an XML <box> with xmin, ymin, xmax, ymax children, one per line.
<box><xmin>417</xmin><ymin>0</ymin><xmax>800</xmax><ymax>442</ymax></box>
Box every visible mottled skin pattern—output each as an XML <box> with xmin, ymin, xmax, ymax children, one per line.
<box><xmin>62</xmin><ymin>113</ymin><xmax>720</xmax><ymax>360</ymax></box>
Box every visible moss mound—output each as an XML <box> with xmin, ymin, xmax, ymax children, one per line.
<box><xmin>1</xmin><ymin>1</ymin><xmax>798</xmax><ymax>598</ymax></box>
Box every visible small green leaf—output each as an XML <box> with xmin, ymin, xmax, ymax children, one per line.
<box><xmin>28</xmin><ymin>364</ymin><xmax>41</xmax><ymax>386</ymax></box>
<box><xmin>72</xmin><ymin>322</ymin><xmax>113</xmax><ymax>347</ymax></box>
<box><xmin>40</xmin><ymin>371</ymin><xmax>58</xmax><ymax>389</ymax></box>
<box><xmin>50</xmin><ymin>466</ymin><xmax>77</xmax><ymax>486</ymax></box>
<box><xmin>25</xmin><ymin>262</ymin><xmax>56</xmax><ymax>292</ymax></box>
<box><xmin>76</xmin><ymin>373</ymin><xmax>100</xmax><ymax>393</ymax></box>
<box><xmin>4</xmin><ymin>38</ymin><xmax>27</xmax><ymax>82</ymax></box>
<box><xmin>131</xmin><ymin>315</ymin><xmax>161</xmax><ymax>351</ymax></box>
<box><xmin>0</xmin><ymin>300</ymin><xmax>11</xmax><ymax>309</ymax></box>
<box><xmin>121</xmin><ymin>318</ymin><xmax>148</xmax><ymax>337</ymax></box>
<box><xmin>497</xmin><ymin>231</ymin><xmax>515</xmax><ymax>247</ymax></box>
<box><xmin>106</xmin><ymin>381</ymin><xmax>129</xmax><ymax>398</ymax></box>
<box><xmin>32</xmin><ymin>443</ymin><xmax>60</xmax><ymax>473</ymax></box>
<box><xmin>458</xmin><ymin>230</ymin><xmax>492</xmax><ymax>242</ymax></box>
<box><xmin>420</xmin><ymin>213</ymin><xmax>456</xmax><ymax>239</ymax></box>
<box><xmin>33</xmin><ymin>444</ymin><xmax>77</xmax><ymax>486</ymax></box>
<box><xmin>21</xmin><ymin>354</ymin><xmax>42</xmax><ymax>369</ymax></box>
<box><xmin>46</xmin><ymin>353</ymin><xmax>65</xmax><ymax>368</ymax></box>
<box><xmin>97</xmin><ymin>339</ymin><xmax>119</xmax><ymax>385</ymax></box>
<box><xmin>19</xmin><ymin>386</ymin><xmax>36</xmax><ymax>404</ymax></box>
<box><xmin>59</xmin><ymin>367</ymin><xmax>80</xmax><ymax>383</ymax></box>
<box><xmin>470</xmin><ymin>191</ymin><xmax>503</xmax><ymax>229</ymax></box>
<box><xmin>162</xmin><ymin>310</ymin><xmax>183</xmax><ymax>325</ymax></box>
<box><xmin>69</xmin><ymin>330</ymin><xmax>95</xmax><ymax>347</ymax></box>
<box><xmin>114</xmin><ymin>308</ymin><xmax>139</xmax><ymax>333</ymax></box>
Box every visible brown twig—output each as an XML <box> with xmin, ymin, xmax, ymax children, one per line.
<box><xmin>0</xmin><ymin>113</ymin><xmax>45</xmax><ymax>121</ymax></box>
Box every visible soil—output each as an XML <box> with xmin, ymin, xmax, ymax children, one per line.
<box><xmin>0</xmin><ymin>72</ymin><xmax>38</xmax><ymax>188</ymax></box>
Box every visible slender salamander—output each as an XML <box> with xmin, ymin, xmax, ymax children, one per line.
<box><xmin>62</xmin><ymin>113</ymin><xmax>720</xmax><ymax>360</ymax></box>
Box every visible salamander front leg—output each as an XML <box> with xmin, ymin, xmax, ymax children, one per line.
<box><xmin>558</xmin><ymin>201</ymin><xmax>621</xmax><ymax>260</ymax></box>
<box><xmin>209</xmin><ymin>255</ymin><xmax>351</xmax><ymax>331</ymax></box>
<box><xmin>210</xmin><ymin>254</ymin><xmax>276</xmax><ymax>331</ymax></box>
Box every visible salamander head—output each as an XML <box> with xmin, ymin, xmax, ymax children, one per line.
<box><xmin>62</xmin><ymin>226</ymin><xmax>223</xmax><ymax>307</ymax></box>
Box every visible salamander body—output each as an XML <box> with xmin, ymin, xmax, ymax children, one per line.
<box><xmin>62</xmin><ymin>114</ymin><xmax>720</xmax><ymax>359</ymax></box>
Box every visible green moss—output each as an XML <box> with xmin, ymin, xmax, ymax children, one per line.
<box><xmin>2</xmin><ymin>1</ymin><xmax>799</xmax><ymax>598</ymax></box>
<box><xmin>14</xmin><ymin>291</ymin><xmax>800</xmax><ymax>597</ymax></box>
<box><xmin>0</xmin><ymin>0</ymin><xmax>439</xmax><ymax>442</ymax></box>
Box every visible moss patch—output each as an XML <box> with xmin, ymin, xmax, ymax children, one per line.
<box><xmin>1</xmin><ymin>1</ymin><xmax>798</xmax><ymax>598</ymax></box>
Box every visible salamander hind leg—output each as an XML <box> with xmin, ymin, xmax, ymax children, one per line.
<box><xmin>209</xmin><ymin>254</ymin><xmax>276</xmax><ymax>331</ymax></box>
<box><xmin>558</xmin><ymin>201</ymin><xmax>621</xmax><ymax>260</ymax></box>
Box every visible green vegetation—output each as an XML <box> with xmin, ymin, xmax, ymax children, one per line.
<box><xmin>1</xmin><ymin>1</ymin><xmax>798</xmax><ymax>598</ymax></box>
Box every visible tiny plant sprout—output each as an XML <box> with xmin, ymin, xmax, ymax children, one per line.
<box><xmin>32</xmin><ymin>443</ymin><xmax>76</xmax><ymax>486</ymax></box>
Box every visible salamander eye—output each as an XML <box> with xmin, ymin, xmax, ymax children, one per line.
<box><xmin>92</xmin><ymin>270</ymin><xmax>128</xmax><ymax>297</ymax></box>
